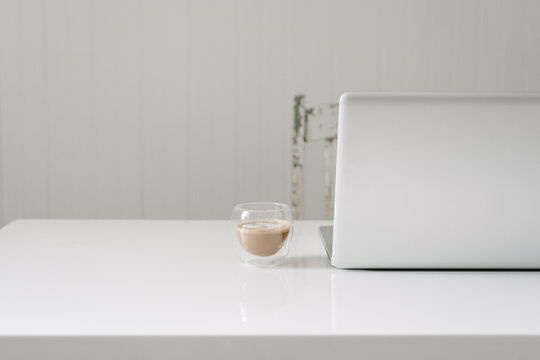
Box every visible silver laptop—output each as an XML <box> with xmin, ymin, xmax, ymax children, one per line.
<box><xmin>321</xmin><ymin>93</ymin><xmax>540</xmax><ymax>269</ymax></box>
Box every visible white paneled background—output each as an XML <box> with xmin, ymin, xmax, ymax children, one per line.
<box><xmin>1</xmin><ymin>0</ymin><xmax>540</xmax><ymax>227</ymax></box>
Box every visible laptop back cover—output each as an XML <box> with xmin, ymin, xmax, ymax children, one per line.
<box><xmin>332</xmin><ymin>94</ymin><xmax>540</xmax><ymax>269</ymax></box>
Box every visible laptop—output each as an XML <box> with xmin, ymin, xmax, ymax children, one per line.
<box><xmin>321</xmin><ymin>93</ymin><xmax>540</xmax><ymax>269</ymax></box>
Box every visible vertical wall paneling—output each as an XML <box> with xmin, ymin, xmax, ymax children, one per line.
<box><xmin>94</xmin><ymin>0</ymin><xmax>122</xmax><ymax>218</ymax></box>
<box><xmin>189</xmin><ymin>0</ymin><xmax>236</xmax><ymax>218</ymax></box>
<box><xmin>476</xmin><ymin>0</ymin><xmax>503</xmax><ymax>91</ymax></box>
<box><xmin>235</xmin><ymin>0</ymin><xmax>263</xmax><ymax>204</ymax></box>
<box><xmin>0</xmin><ymin>0</ymin><xmax>3</xmax><ymax>226</ymax></box>
<box><xmin>260</xmin><ymin>0</ymin><xmax>288</xmax><ymax>203</ymax></box>
<box><xmin>451</xmin><ymin>0</ymin><xmax>481</xmax><ymax>91</ymax></box>
<box><xmin>45</xmin><ymin>0</ymin><xmax>73</xmax><ymax>217</ymax></box>
<box><xmin>357</xmin><ymin>0</ymin><xmax>384</xmax><ymax>91</ymax></box>
<box><xmin>403</xmin><ymin>0</ymin><xmax>430</xmax><ymax>90</ymax></box>
<box><xmin>333</xmin><ymin>0</ymin><xmax>360</xmax><ymax>93</ymax></box>
<box><xmin>207</xmin><ymin>0</ymin><xmax>236</xmax><ymax>217</ymax></box>
<box><xmin>0</xmin><ymin>0</ymin><xmax>25</xmax><ymax>224</ymax></box>
<box><xmin>140</xmin><ymin>0</ymin><xmax>191</xmax><ymax>219</ymax></box>
<box><xmin>20</xmin><ymin>0</ymin><xmax>49</xmax><ymax>219</ymax></box>
<box><xmin>162</xmin><ymin>0</ymin><xmax>190</xmax><ymax>219</ymax></box>
<box><xmin>67</xmin><ymin>0</ymin><xmax>97</xmax><ymax>218</ymax></box>
<box><xmin>499</xmin><ymin>0</ymin><xmax>527</xmax><ymax>91</ymax></box>
<box><xmin>427</xmin><ymin>0</ymin><xmax>455</xmax><ymax>90</ymax></box>
<box><xmin>1</xmin><ymin>0</ymin><xmax>540</xmax><ymax>226</ymax></box>
<box><xmin>380</xmin><ymin>0</ymin><xmax>405</xmax><ymax>91</ymax></box>
<box><xmin>94</xmin><ymin>0</ymin><xmax>144</xmax><ymax>218</ymax></box>
<box><xmin>525</xmin><ymin>0</ymin><xmax>540</xmax><ymax>91</ymax></box>
<box><xmin>140</xmin><ymin>0</ymin><xmax>170</xmax><ymax>218</ymax></box>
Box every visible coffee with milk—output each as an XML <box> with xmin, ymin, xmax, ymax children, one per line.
<box><xmin>235</xmin><ymin>220</ymin><xmax>290</xmax><ymax>257</ymax></box>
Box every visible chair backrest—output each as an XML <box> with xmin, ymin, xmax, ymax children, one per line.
<box><xmin>292</xmin><ymin>95</ymin><xmax>338</xmax><ymax>219</ymax></box>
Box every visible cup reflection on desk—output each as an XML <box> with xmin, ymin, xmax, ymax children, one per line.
<box><xmin>232</xmin><ymin>202</ymin><xmax>293</xmax><ymax>267</ymax></box>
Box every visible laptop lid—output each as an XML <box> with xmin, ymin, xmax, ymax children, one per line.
<box><xmin>332</xmin><ymin>93</ymin><xmax>540</xmax><ymax>269</ymax></box>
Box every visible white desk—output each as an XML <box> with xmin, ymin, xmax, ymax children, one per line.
<box><xmin>1</xmin><ymin>220</ymin><xmax>539</xmax><ymax>359</ymax></box>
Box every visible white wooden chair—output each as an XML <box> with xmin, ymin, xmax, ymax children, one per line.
<box><xmin>292</xmin><ymin>95</ymin><xmax>338</xmax><ymax>220</ymax></box>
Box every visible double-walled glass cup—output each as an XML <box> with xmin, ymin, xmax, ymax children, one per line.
<box><xmin>232</xmin><ymin>202</ymin><xmax>293</xmax><ymax>267</ymax></box>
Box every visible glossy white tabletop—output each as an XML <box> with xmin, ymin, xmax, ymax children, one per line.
<box><xmin>1</xmin><ymin>219</ymin><xmax>540</xmax><ymax>338</ymax></box>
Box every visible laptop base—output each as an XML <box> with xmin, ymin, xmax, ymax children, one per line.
<box><xmin>319</xmin><ymin>226</ymin><xmax>333</xmax><ymax>260</ymax></box>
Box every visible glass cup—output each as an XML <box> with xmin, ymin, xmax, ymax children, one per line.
<box><xmin>232</xmin><ymin>202</ymin><xmax>293</xmax><ymax>267</ymax></box>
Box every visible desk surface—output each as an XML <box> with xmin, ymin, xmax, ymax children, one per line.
<box><xmin>1</xmin><ymin>220</ymin><xmax>540</xmax><ymax>359</ymax></box>
<box><xmin>1</xmin><ymin>219</ymin><xmax>540</xmax><ymax>336</ymax></box>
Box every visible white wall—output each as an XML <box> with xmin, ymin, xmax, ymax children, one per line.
<box><xmin>1</xmin><ymin>0</ymin><xmax>539</xmax><ymax>226</ymax></box>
